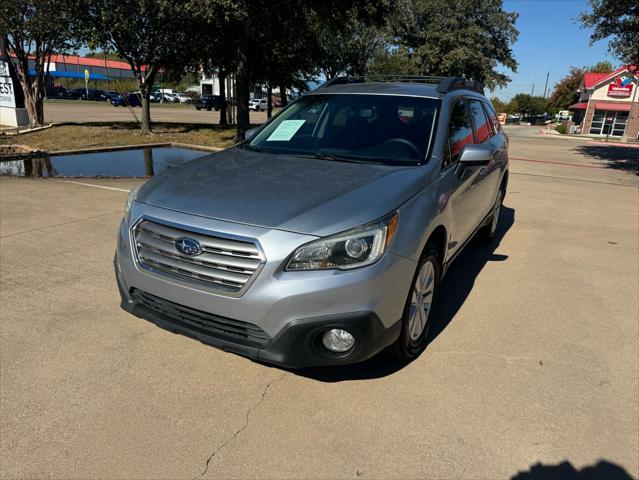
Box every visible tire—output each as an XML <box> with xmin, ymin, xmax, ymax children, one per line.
<box><xmin>196</xmin><ymin>106</ymin><xmax>201</xmax><ymax>111</ymax></box>
<box><xmin>388</xmin><ymin>244</ymin><xmax>441</xmax><ymax>361</ymax></box>
<box><xmin>206</xmin><ymin>106</ymin><xmax>212</xmax><ymax>111</ymax></box>
<box><xmin>478</xmin><ymin>187</ymin><xmax>504</xmax><ymax>243</ymax></box>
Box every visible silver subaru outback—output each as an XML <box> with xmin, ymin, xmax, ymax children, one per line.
<box><xmin>114</xmin><ymin>76</ymin><xmax>508</xmax><ymax>368</ymax></box>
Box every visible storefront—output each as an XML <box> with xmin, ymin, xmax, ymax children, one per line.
<box><xmin>570</xmin><ymin>65</ymin><xmax>638</xmax><ymax>141</ymax></box>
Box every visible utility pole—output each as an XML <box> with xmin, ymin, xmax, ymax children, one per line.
<box><xmin>530</xmin><ymin>83</ymin><xmax>535</xmax><ymax>96</ymax></box>
<box><xmin>542</xmin><ymin>71</ymin><xmax>550</xmax><ymax>98</ymax></box>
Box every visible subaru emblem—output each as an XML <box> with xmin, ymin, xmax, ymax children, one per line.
<box><xmin>175</xmin><ymin>237</ymin><xmax>202</xmax><ymax>256</ymax></box>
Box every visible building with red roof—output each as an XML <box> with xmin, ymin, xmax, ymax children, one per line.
<box><xmin>570</xmin><ymin>65</ymin><xmax>638</xmax><ymax>141</ymax></box>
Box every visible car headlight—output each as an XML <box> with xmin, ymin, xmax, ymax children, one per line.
<box><xmin>286</xmin><ymin>212</ymin><xmax>399</xmax><ymax>271</ymax></box>
<box><xmin>124</xmin><ymin>185</ymin><xmax>141</xmax><ymax>224</ymax></box>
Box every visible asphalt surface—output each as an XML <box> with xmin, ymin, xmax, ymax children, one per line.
<box><xmin>44</xmin><ymin>99</ymin><xmax>269</xmax><ymax>124</ymax></box>
<box><xmin>1</xmin><ymin>127</ymin><xmax>638</xmax><ymax>479</ymax></box>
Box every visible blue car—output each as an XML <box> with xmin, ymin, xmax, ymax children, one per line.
<box><xmin>111</xmin><ymin>93</ymin><xmax>142</xmax><ymax>107</ymax></box>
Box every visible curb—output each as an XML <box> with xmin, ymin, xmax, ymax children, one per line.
<box><xmin>0</xmin><ymin>142</ymin><xmax>225</xmax><ymax>162</ymax></box>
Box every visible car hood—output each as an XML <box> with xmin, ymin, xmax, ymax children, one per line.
<box><xmin>137</xmin><ymin>148</ymin><xmax>426</xmax><ymax>237</ymax></box>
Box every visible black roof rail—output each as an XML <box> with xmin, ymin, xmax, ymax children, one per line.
<box><xmin>316</xmin><ymin>75</ymin><xmax>484</xmax><ymax>95</ymax></box>
<box><xmin>436</xmin><ymin>77</ymin><xmax>485</xmax><ymax>95</ymax></box>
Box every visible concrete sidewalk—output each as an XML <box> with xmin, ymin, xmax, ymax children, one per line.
<box><xmin>1</xmin><ymin>141</ymin><xmax>638</xmax><ymax>478</ymax></box>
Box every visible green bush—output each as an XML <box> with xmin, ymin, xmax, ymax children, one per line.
<box><xmin>555</xmin><ymin>124</ymin><xmax>568</xmax><ymax>135</ymax></box>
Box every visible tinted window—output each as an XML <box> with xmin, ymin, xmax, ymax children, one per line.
<box><xmin>249</xmin><ymin>94</ymin><xmax>440</xmax><ymax>165</ymax></box>
<box><xmin>482</xmin><ymin>101</ymin><xmax>501</xmax><ymax>134</ymax></box>
<box><xmin>468</xmin><ymin>99</ymin><xmax>492</xmax><ymax>143</ymax></box>
<box><xmin>443</xmin><ymin>99</ymin><xmax>474</xmax><ymax>168</ymax></box>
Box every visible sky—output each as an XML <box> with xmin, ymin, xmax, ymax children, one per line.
<box><xmin>491</xmin><ymin>0</ymin><xmax>616</xmax><ymax>101</ymax></box>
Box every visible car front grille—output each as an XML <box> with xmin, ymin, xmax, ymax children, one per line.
<box><xmin>130</xmin><ymin>288</ymin><xmax>271</xmax><ymax>346</ymax></box>
<box><xmin>133</xmin><ymin>220</ymin><xmax>262</xmax><ymax>293</ymax></box>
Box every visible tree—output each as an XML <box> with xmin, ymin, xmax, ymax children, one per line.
<box><xmin>509</xmin><ymin>94</ymin><xmax>546</xmax><ymax>117</ymax></box>
<box><xmin>0</xmin><ymin>0</ymin><xmax>79</xmax><ymax>127</ymax></box>
<box><xmin>546</xmin><ymin>67</ymin><xmax>584</xmax><ymax>115</ymax></box>
<box><xmin>589</xmin><ymin>60</ymin><xmax>614</xmax><ymax>73</ymax></box>
<box><xmin>377</xmin><ymin>0</ymin><xmax>519</xmax><ymax>89</ymax></box>
<box><xmin>78</xmin><ymin>0</ymin><xmax>198</xmax><ymax>134</ymax></box>
<box><xmin>490</xmin><ymin>97</ymin><xmax>508</xmax><ymax>113</ymax></box>
<box><xmin>209</xmin><ymin>0</ymin><xmax>391</xmax><ymax>141</ymax></box>
<box><xmin>580</xmin><ymin>0</ymin><xmax>639</xmax><ymax>65</ymax></box>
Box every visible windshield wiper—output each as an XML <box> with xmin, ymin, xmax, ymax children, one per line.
<box><xmin>314</xmin><ymin>152</ymin><xmax>387</xmax><ymax>165</ymax></box>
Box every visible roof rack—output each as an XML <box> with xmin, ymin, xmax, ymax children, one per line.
<box><xmin>317</xmin><ymin>75</ymin><xmax>484</xmax><ymax>95</ymax></box>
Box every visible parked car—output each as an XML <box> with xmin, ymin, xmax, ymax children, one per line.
<box><xmin>81</xmin><ymin>89</ymin><xmax>108</xmax><ymax>101</ymax></box>
<box><xmin>57</xmin><ymin>88</ymin><xmax>84</xmax><ymax>100</ymax></box>
<box><xmin>195</xmin><ymin>95</ymin><xmax>223</xmax><ymax>111</ymax></box>
<box><xmin>115</xmin><ymin>76</ymin><xmax>508</xmax><ymax>368</ymax></box>
<box><xmin>175</xmin><ymin>93</ymin><xmax>191</xmax><ymax>103</ymax></box>
<box><xmin>149</xmin><ymin>92</ymin><xmax>161</xmax><ymax>103</ymax></box>
<box><xmin>249</xmin><ymin>98</ymin><xmax>268</xmax><ymax>111</ymax></box>
<box><xmin>111</xmin><ymin>93</ymin><xmax>142</xmax><ymax>107</ymax></box>
<box><xmin>104</xmin><ymin>91</ymin><xmax>120</xmax><ymax>101</ymax></box>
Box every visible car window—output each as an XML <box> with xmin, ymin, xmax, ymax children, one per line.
<box><xmin>443</xmin><ymin>99</ymin><xmax>474</xmax><ymax>169</ymax></box>
<box><xmin>468</xmin><ymin>99</ymin><xmax>492</xmax><ymax>143</ymax></box>
<box><xmin>249</xmin><ymin>93</ymin><xmax>440</xmax><ymax>165</ymax></box>
<box><xmin>482</xmin><ymin>101</ymin><xmax>501</xmax><ymax>134</ymax></box>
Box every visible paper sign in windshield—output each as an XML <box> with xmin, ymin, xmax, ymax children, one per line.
<box><xmin>266</xmin><ymin>120</ymin><xmax>305</xmax><ymax>141</ymax></box>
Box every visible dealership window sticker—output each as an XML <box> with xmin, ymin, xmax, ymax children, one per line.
<box><xmin>267</xmin><ymin>120</ymin><xmax>305</xmax><ymax>141</ymax></box>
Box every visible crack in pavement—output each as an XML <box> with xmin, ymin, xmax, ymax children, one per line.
<box><xmin>199</xmin><ymin>372</ymin><xmax>287</xmax><ymax>477</ymax></box>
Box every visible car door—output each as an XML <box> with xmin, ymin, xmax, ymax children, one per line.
<box><xmin>465</xmin><ymin>98</ymin><xmax>502</xmax><ymax>220</ymax></box>
<box><xmin>439</xmin><ymin>98</ymin><xmax>480</xmax><ymax>256</ymax></box>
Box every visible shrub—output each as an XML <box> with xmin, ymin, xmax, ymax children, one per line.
<box><xmin>555</xmin><ymin>124</ymin><xmax>568</xmax><ymax>135</ymax></box>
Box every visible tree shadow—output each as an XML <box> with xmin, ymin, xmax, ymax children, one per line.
<box><xmin>60</xmin><ymin>121</ymin><xmax>238</xmax><ymax>133</ymax></box>
<box><xmin>294</xmin><ymin>205</ymin><xmax>515</xmax><ymax>382</ymax></box>
<box><xmin>574</xmin><ymin>144</ymin><xmax>639</xmax><ymax>174</ymax></box>
<box><xmin>511</xmin><ymin>459</ymin><xmax>635</xmax><ymax>480</ymax></box>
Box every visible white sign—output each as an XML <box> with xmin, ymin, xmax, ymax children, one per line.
<box><xmin>0</xmin><ymin>60</ymin><xmax>16</xmax><ymax>109</ymax></box>
<box><xmin>266</xmin><ymin>120</ymin><xmax>305</xmax><ymax>141</ymax></box>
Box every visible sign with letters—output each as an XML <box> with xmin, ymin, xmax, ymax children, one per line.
<box><xmin>0</xmin><ymin>60</ymin><xmax>16</xmax><ymax>109</ymax></box>
<box><xmin>607</xmin><ymin>77</ymin><xmax>634</xmax><ymax>97</ymax></box>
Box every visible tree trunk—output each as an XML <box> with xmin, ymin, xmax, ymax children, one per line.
<box><xmin>218</xmin><ymin>69</ymin><xmax>227</xmax><ymax>126</ymax></box>
<box><xmin>235</xmin><ymin>47</ymin><xmax>250</xmax><ymax>142</ymax></box>
<box><xmin>279</xmin><ymin>81</ymin><xmax>288</xmax><ymax>108</ymax></box>
<box><xmin>140</xmin><ymin>92</ymin><xmax>152</xmax><ymax>134</ymax></box>
<box><xmin>267</xmin><ymin>85</ymin><xmax>273</xmax><ymax>119</ymax></box>
<box><xmin>143</xmin><ymin>148</ymin><xmax>154</xmax><ymax>176</ymax></box>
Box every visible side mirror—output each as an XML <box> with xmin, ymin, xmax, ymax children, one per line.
<box><xmin>459</xmin><ymin>144</ymin><xmax>493</xmax><ymax>166</ymax></box>
<box><xmin>245</xmin><ymin>127</ymin><xmax>258</xmax><ymax>140</ymax></box>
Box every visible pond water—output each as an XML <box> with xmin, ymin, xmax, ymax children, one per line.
<box><xmin>0</xmin><ymin>147</ymin><xmax>209</xmax><ymax>177</ymax></box>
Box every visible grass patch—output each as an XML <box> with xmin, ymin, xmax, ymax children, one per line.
<box><xmin>0</xmin><ymin>122</ymin><xmax>237</xmax><ymax>152</ymax></box>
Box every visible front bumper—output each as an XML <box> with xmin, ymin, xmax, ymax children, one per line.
<box><xmin>115</xmin><ymin>204</ymin><xmax>415</xmax><ymax>368</ymax></box>
<box><xmin>116</xmin><ymin>267</ymin><xmax>401</xmax><ymax>368</ymax></box>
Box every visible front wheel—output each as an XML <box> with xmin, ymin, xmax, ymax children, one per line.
<box><xmin>479</xmin><ymin>188</ymin><xmax>504</xmax><ymax>242</ymax></box>
<box><xmin>388</xmin><ymin>245</ymin><xmax>440</xmax><ymax>360</ymax></box>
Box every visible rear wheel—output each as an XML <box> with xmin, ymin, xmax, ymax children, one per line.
<box><xmin>206</xmin><ymin>106</ymin><xmax>212</xmax><ymax>111</ymax></box>
<box><xmin>388</xmin><ymin>244</ymin><xmax>440</xmax><ymax>360</ymax></box>
<box><xmin>196</xmin><ymin>106</ymin><xmax>201</xmax><ymax>111</ymax></box>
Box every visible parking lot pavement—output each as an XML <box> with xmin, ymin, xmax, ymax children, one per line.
<box><xmin>1</xmin><ymin>138</ymin><xmax>638</xmax><ymax>479</ymax></box>
<box><xmin>44</xmin><ymin>100</ymin><xmax>269</xmax><ymax>124</ymax></box>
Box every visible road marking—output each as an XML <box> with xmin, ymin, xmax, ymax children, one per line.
<box><xmin>62</xmin><ymin>180</ymin><xmax>131</xmax><ymax>192</ymax></box>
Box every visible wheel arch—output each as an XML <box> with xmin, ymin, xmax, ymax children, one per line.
<box><xmin>425</xmin><ymin>225</ymin><xmax>447</xmax><ymax>267</ymax></box>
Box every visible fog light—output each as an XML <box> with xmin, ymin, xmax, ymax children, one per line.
<box><xmin>322</xmin><ymin>329</ymin><xmax>355</xmax><ymax>353</ymax></box>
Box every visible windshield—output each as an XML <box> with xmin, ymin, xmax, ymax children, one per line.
<box><xmin>247</xmin><ymin>93</ymin><xmax>440</xmax><ymax>165</ymax></box>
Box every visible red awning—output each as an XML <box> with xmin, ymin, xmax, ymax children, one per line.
<box><xmin>568</xmin><ymin>102</ymin><xmax>588</xmax><ymax>110</ymax></box>
<box><xmin>595</xmin><ymin>102</ymin><xmax>631</xmax><ymax>112</ymax></box>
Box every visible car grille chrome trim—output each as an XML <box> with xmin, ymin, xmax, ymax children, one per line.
<box><xmin>133</xmin><ymin>220</ymin><xmax>263</xmax><ymax>292</ymax></box>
